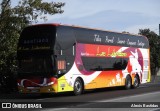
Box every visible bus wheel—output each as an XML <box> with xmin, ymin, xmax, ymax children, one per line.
<box><xmin>132</xmin><ymin>75</ymin><xmax>139</xmax><ymax>88</ymax></box>
<box><xmin>74</xmin><ymin>78</ymin><xmax>83</xmax><ymax>96</ymax></box>
<box><xmin>125</xmin><ymin>75</ymin><xmax>132</xmax><ymax>89</ymax></box>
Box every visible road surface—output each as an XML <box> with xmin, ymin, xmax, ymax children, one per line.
<box><xmin>0</xmin><ymin>82</ymin><xmax>160</xmax><ymax>111</ymax></box>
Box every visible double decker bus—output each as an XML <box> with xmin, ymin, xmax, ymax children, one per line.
<box><xmin>17</xmin><ymin>23</ymin><xmax>150</xmax><ymax>95</ymax></box>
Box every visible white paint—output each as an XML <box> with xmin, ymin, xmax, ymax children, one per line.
<box><xmin>64</xmin><ymin>63</ymin><xmax>101</xmax><ymax>87</ymax></box>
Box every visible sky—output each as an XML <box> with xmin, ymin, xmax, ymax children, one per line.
<box><xmin>12</xmin><ymin>0</ymin><xmax>160</xmax><ymax>35</ymax></box>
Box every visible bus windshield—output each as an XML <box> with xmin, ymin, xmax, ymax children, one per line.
<box><xmin>18</xmin><ymin>25</ymin><xmax>56</xmax><ymax>52</ymax></box>
<box><xmin>19</xmin><ymin>57</ymin><xmax>52</xmax><ymax>73</ymax></box>
<box><xmin>18</xmin><ymin>56</ymin><xmax>56</xmax><ymax>77</ymax></box>
<box><xmin>17</xmin><ymin>25</ymin><xmax>57</xmax><ymax>77</ymax></box>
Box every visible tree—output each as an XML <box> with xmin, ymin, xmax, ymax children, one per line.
<box><xmin>0</xmin><ymin>0</ymin><xmax>65</xmax><ymax>92</ymax></box>
<box><xmin>139</xmin><ymin>29</ymin><xmax>160</xmax><ymax>76</ymax></box>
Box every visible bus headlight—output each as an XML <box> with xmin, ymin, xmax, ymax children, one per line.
<box><xmin>47</xmin><ymin>82</ymin><xmax>54</xmax><ymax>86</ymax></box>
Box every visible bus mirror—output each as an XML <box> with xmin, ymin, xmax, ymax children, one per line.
<box><xmin>67</xmin><ymin>62</ymin><xmax>70</xmax><ymax>66</ymax></box>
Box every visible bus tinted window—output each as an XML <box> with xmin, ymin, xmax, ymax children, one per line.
<box><xmin>18</xmin><ymin>25</ymin><xmax>56</xmax><ymax>51</ymax></box>
<box><xmin>82</xmin><ymin>57</ymin><xmax>128</xmax><ymax>71</ymax></box>
<box><xmin>18</xmin><ymin>57</ymin><xmax>53</xmax><ymax>73</ymax></box>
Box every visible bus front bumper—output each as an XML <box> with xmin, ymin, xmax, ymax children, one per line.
<box><xmin>18</xmin><ymin>85</ymin><xmax>57</xmax><ymax>94</ymax></box>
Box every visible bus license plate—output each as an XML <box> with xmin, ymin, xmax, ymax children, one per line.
<box><xmin>31</xmin><ymin>89</ymin><xmax>39</xmax><ymax>93</ymax></box>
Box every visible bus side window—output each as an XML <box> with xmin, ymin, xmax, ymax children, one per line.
<box><xmin>82</xmin><ymin>57</ymin><xmax>129</xmax><ymax>71</ymax></box>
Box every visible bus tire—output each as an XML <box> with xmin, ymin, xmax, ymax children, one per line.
<box><xmin>125</xmin><ymin>75</ymin><xmax>132</xmax><ymax>90</ymax></box>
<box><xmin>73</xmin><ymin>78</ymin><xmax>83</xmax><ymax>96</ymax></box>
<box><xmin>132</xmin><ymin>75</ymin><xmax>140</xmax><ymax>88</ymax></box>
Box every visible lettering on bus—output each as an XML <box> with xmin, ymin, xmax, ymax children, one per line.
<box><xmin>96</xmin><ymin>46</ymin><xmax>106</xmax><ymax>56</ymax></box>
<box><xmin>105</xmin><ymin>36</ymin><xmax>114</xmax><ymax>43</ymax></box>
<box><xmin>93</xmin><ymin>34</ymin><xmax>146</xmax><ymax>48</ymax></box>
<box><xmin>108</xmin><ymin>51</ymin><xmax>127</xmax><ymax>57</ymax></box>
<box><xmin>94</xmin><ymin>34</ymin><xmax>101</xmax><ymax>42</ymax></box>
<box><xmin>137</xmin><ymin>40</ymin><xmax>145</xmax><ymax>47</ymax></box>
<box><xmin>97</xmin><ymin>52</ymin><xmax>106</xmax><ymax>56</ymax></box>
<box><xmin>18</xmin><ymin>38</ymin><xmax>51</xmax><ymax>50</ymax></box>
<box><xmin>18</xmin><ymin>46</ymin><xmax>50</xmax><ymax>50</ymax></box>
<box><xmin>23</xmin><ymin>38</ymin><xmax>49</xmax><ymax>44</ymax></box>
<box><xmin>117</xmin><ymin>38</ymin><xmax>126</xmax><ymax>44</ymax></box>
<box><xmin>127</xmin><ymin>39</ymin><xmax>137</xmax><ymax>46</ymax></box>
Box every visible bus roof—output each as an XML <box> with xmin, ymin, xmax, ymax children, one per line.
<box><xmin>28</xmin><ymin>23</ymin><xmax>149</xmax><ymax>49</ymax></box>
<box><xmin>33</xmin><ymin>23</ymin><xmax>145</xmax><ymax>37</ymax></box>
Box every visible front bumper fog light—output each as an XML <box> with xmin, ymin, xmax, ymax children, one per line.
<box><xmin>48</xmin><ymin>88</ymin><xmax>54</xmax><ymax>92</ymax></box>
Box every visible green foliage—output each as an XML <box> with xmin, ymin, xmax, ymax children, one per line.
<box><xmin>0</xmin><ymin>0</ymin><xmax>18</xmax><ymax>76</ymax></box>
<box><xmin>0</xmin><ymin>0</ymin><xmax>64</xmax><ymax>92</ymax></box>
<box><xmin>13</xmin><ymin>0</ymin><xmax>65</xmax><ymax>23</ymax></box>
<box><xmin>139</xmin><ymin>29</ymin><xmax>160</xmax><ymax>75</ymax></box>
